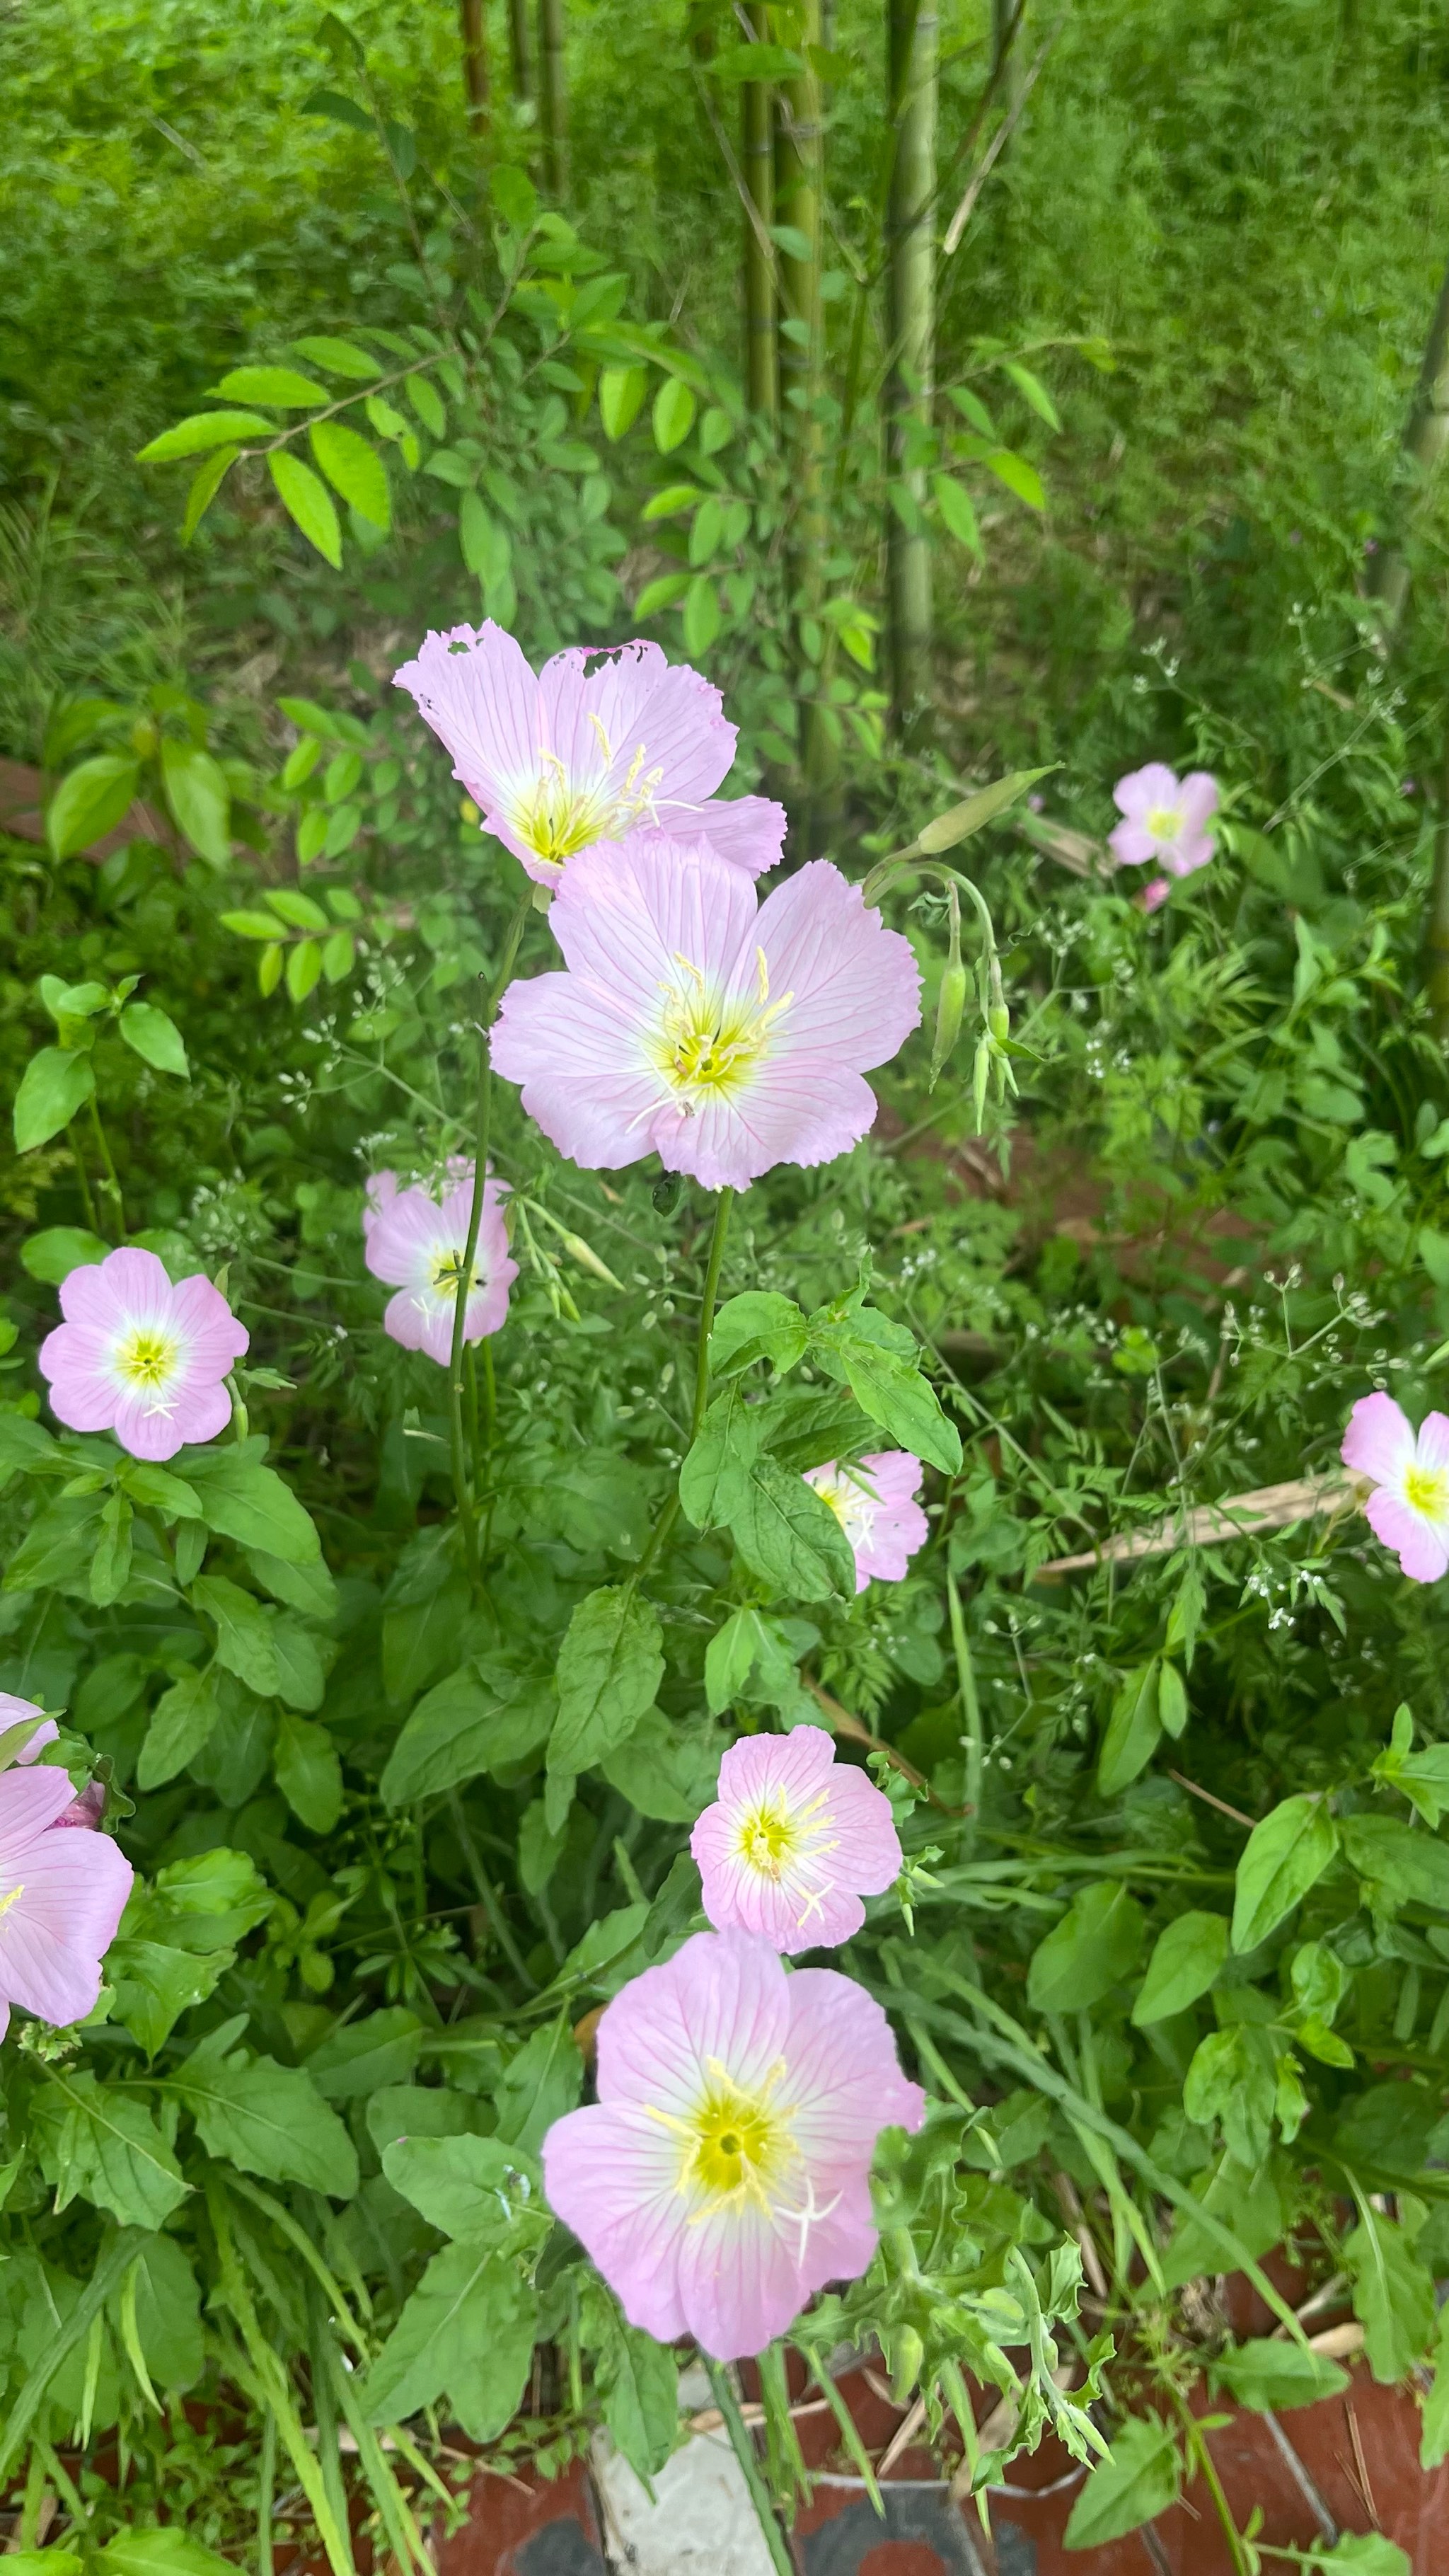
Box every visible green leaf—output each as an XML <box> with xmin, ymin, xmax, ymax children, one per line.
<box><xmin>1001</xmin><ymin>360</ymin><xmax>1062</xmax><ymax>431</ymax></box>
<box><xmin>1209</xmin><ymin>2338</ymin><xmax>1349</xmax><ymax>2412</ymax></box>
<box><xmin>109</xmin><ymin>1939</ymin><xmax>229</xmax><ymax>2057</ymax></box>
<box><xmin>160</xmin><ymin>741</ymin><xmax>231</xmax><ymax>866</ymax></box>
<box><xmin>119</xmin><ymin>1002</ymin><xmax>190</xmax><ymax>1078</ymax></box>
<box><xmin>983</xmin><ymin>447</ymin><xmax>1046</xmax><ymax>510</ymax></box>
<box><xmin>549</xmin><ymin>1586</ymin><xmax>664</xmax><ymax>1776</ymax></box>
<box><xmin>269</xmin><ymin>452</ymin><xmax>342</xmax><ymax>568</ymax></box>
<box><xmin>182</xmin><ymin>446</ymin><xmax>239</xmax><ymax>541</ymax></box>
<box><xmin>1182</xmin><ymin>2025</ymin><xmax>1279</xmax><ymax>2167</ymax></box>
<box><xmin>292</xmin><ymin>335</ymin><xmax>383</xmax><ymax>379</ymax></box>
<box><xmin>1063</xmin><ymin>2417</ymin><xmax>1179</xmax><ymax>2548</ymax></box>
<box><xmin>138</xmin><ymin>1668</ymin><xmax>221</xmax><ymax>1789</ymax></box>
<box><xmin>91</xmin><ymin>1492</ymin><xmax>134</xmax><ymax>1606</ymax></box>
<box><xmin>46</xmin><ymin>752</ymin><xmax>141</xmax><ymax>859</ymax></box>
<box><xmin>1421</xmin><ymin>2300</ymin><xmax>1449</xmax><ymax>2468</ymax></box>
<box><xmin>300</xmin><ymin>82</ymin><xmax>373</xmax><ymax>129</ymax></box>
<box><xmin>136</xmin><ymin>410</ymin><xmax>275</xmax><ymax>461</ymax></box>
<box><xmin>1343</xmin><ymin>2207</ymin><xmax>1435</xmax><ymax>2381</ymax></box>
<box><xmin>275</xmin><ymin>1711</ymin><xmax>343</xmax><ymax>1832</ymax></box>
<box><xmin>599</xmin><ymin>364</ymin><xmax>649</xmax><ymax>439</ymax></box>
<box><xmin>679</xmin><ymin>1382</ymin><xmax>764</xmax><ymax>1526</ymax></box>
<box><xmin>911</xmin><ymin>766</ymin><xmax>1055</xmax><ymax>856</ymax></box>
<box><xmin>1334</xmin><ymin>2081</ymin><xmax>1445</xmax><ymax>2179</ymax></box>
<box><xmin>287</xmin><ymin>937</ymin><xmax>323</xmax><ymax>999</ymax></box>
<box><xmin>381</xmin><ymin>1664</ymin><xmax>554</xmax><ymax>1805</ymax></box>
<box><xmin>600</xmin><ymin>1708</ymin><xmax>723</xmax><ymax>1824</ymax></box>
<box><xmin>581</xmin><ymin>2282</ymin><xmax>679</xmax><ymax>2482</ymax></box>
<box><xmin>1230</xmin><ymin>1795</ymin><xmax>1338</xmax><ymax>1953</ymax></box>
<box><xmin>1097</xmin><ymin>1662</ymin><xmax>1162</xmax><ymax>1796</ymax></box>
<box><xmin>494</xmin><ymin>2020</ymin><xmax>583</xmax><ymax>2154</ymax></box>
<box><xmin>808</xmin><ymin>1308</ymin><xmax>962</xmax><ymax>1473</ymax></box>
<box><xmin>931</xmin><ymin>472</ymin><xmax>983</xmax><ymax>557</ymax></box>
<box><xmin>272</xmin><ymin>1617</ymin><xmax>329</xmax><ymax>1713</ymax></box>
<box><xmin>246</xmin><ymin>1551</ymin><xmax>338</xmax><ymax>1618</ymax></box>
<box><xmin>1307</xmin><ymin>2541</ymin><xmax>1410</xmax><ymax>2576</ymax></box>
<box><xmin>405</xmin><ymin>372</ymin><xmax>446</xmax><ymax>435</ymax></box>
<box><xmin>491</xmin><ymin>161</ymin><xmax>538</xmax><ymax>226</ymax></box>
<box><xmin>33</xmin><ymin>2070</ymin><xmax>188</xmax><ymax>2229</ymax></box>
<box><xmin>4</xmin><ymin>1490</ymin><xmax>105</xmax><ymax>1589</ymax></box>
<box><xmin>182</xmin><ymin>1449</ymin><xmax>321</xmax><ymax>1563</ymax></box>
<box><xmin>361</xmin><ymin>2240</ymin><xmax>536</xmax><ymax>2438</ymax></box>
<box><xmin>173</xmin><ymin>2030</ymin><xmax>359</xmax><ymax>2196</ymax></box>
<box><xmin>382</xmin><ymin>2133</ymin><xmax>541</xmax><ymax>2241</ymax></box>
<box><xmin>308</xmin><ymin>2008</ymin><xmax>423</xmax><ymax>2100</ymax></box>
<box><xmin>710</xmin><ymin>1291</ymin><xmax>808</xmax><ymax>1378</ymax></box>
<box><xmin>20</xmin><ymin>1226</ymin><xmax>110</xmax><ymax>1284</ymax></box>
<box><xmin>212</xmin><ymin>367</ymin><xmax>328</xmax><ymax>408</ymax></box>
<box><xmin>108</xmin><ymin>2233</ymin><xmax>204</xmax><ymax>2395</ymax></box>
<box><xmin>1131</xmin><ymin>1911</ymin><xmax>1228</xmax><ymax>2025</ymax></box>
<box><xmin>124</xmin><ymin>1848</ymin><xmax>272</xmax><ymax>1953</ymax></box>
<box><xmin>652</xmin><ymin>376</ymin><xmax>696</xmax><ymax>454</ymax></box>
<box><xmin>1028</xmin><ymin>1881</ymin><xmax>1145</xmax><ymax>2013</ymax></box>
<box><xmin>724</xmin><ymin>1452</ymin><xmax>859</xmax><ymax>1599</ymax></box>
<box><xmin>309</xmin><ymin>419</ymin><xmax>391</xmax><ymax>531</ymax></box>
<box><xmin>13</xmin><ymin>1046</ymin><xmax>96</xmax><ymax>1150</ymax></box>
<box><xmin>192</xmin><ymin>1575</ymin><xmax>279</xmax><ymax>1696</ymax></box>
<box><xmin>1341</xmin><ymin>1812</ymin><xmax>1449</xmax><ymax>1913</ymax></box>
<box><xmin>682</xmin><ymin>575</ymin><xmax>721</xmax><ymax>654</ymax></box>
<box><xmin>102</xmin><ymin>2530</ymin><xmax>234</xmax><ymax>2576</ymax></box>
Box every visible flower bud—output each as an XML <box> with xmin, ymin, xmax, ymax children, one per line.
<box><xmin>972</xmin><ymin>1035</ymin><xmax>991</xmax><ymax>1130</ymax></box>
<box><xmin>928</xmin><ymin>960</ymin><xmax>969</xmax><ymax>1093</ymax></box>
<box><xmin>988</xmin><ymin>1001</ymin><xmax>1010</xmax><ymax>1044</ymax></box>
<box><xmin>888</xmin><ymin>2324</ymin><xmax>925</xmax><ymax>2407</ymax></box>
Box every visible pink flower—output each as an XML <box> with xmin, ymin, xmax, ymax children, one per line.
<box><xmin>541</xmin><ymin>1928</ymin><xmax>923</xmax><ymax>2359</ymax></box>
<box><xmin>803</xmin><ymin>1451</ymin><xmax>928</xmax><ymax>1592</ymax></box>
<box><xmin>2</xmin><ymin>1696</ymin><xmax>110</xmax><ymax>1827</ymax></box>
<box><xmin>39</xmin><ymin>1250</ymin><xmax>248</xmax><ymax>1464</ymax></box>
<box><xmin>1109</xmin><ymin>764</ymin><xmax>1218</xmax><ymax>880</ymax></box>
<box><xmin>691</xmin><ymin>1726</ymin><xmax>902</xmax><ymax>1953</ymax></box>
<box><xmin>1140</xmin><ymin>876</ymin><xmax>1172</xmax><ymax>914</ymax></box>
<box><xmin>490</xmin><ymin>834</ymin><xmax>921</xmax><ymax>1190</ymax></box>
<box><xmin>1342</xmin><ymin>1393</ymin><xmax>1449</xmax><ymax>1583</ymax></box>
<box><xmin>393</xmin><ymin>625</ymin><xmax>785</xmax><ymax>887</ymax></box>
<box><xmin>363</xmin><ymin>1162</ymin><xmax>516</xmax><ymax>1366</ymax></box>
<box><xmin>0</xmin><ymin>1761</ymin><xmax>133</xmax><ymax>2041</ymax></box>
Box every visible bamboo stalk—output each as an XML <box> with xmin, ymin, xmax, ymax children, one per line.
<box><xmin>741</xmin><ymin>4</ymin><xmax>778</xmax><ymax>420</ymax></box>
<box><xmin>509</xmin><ymin>0</ymin><xmax>532</xmax><ymax>104</ymax></box>
<box><xmin>886</xmin><ymin>0</ymin><xmax>939</xmax><ymax>737</ymax></box>
<box><xmin>1426</xmin><ymin>723</ymin><xmax>1449</xmax><ymax>1037</ymax></box>
<box><xmin>1366</xmin><ymin>246</ymin><xmax>1449</xmax><ymax>635</ymax></box>
<box><xmin>458</xmin><ymin>0</ymin><xmax>490</xmax><ymax>137</ymax></box>
<box><xmin>991</xmin><ymin>0</ymin><xmax>1025</xmax><ymax>130</ymax></box>
<box><xmin>538</xmin><ymin>0</ymin><xmax>567</xmax><ymax>196</ymax></box>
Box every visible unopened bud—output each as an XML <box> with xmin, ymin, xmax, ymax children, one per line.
<box><xmin>889</xmin><ymin>2325</ymin><xmax>925</xmax><ymax>2407</ymax></box>
<box><xmin>560</xmin><ymin>1231</ymin><xmax>624</xmax><ymax>1292</ymax></box>
<box><xmin>988</xmin><ymin>1001</ymin><xmax>1010</xmax><ymax>1044</ymax></box>
<box><xmin>928</xmin><ymin>960</ymin><xmax>969</xmax><ymax>1092</ymax></box>
<box><xmin>972</xmin><ymin>1035</ymin><xmax>991</xmax><ymax>1131</ymax></box>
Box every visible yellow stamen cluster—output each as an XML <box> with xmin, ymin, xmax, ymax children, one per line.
<box><xmin>509</xmin><ymin>737</ymin><xmax>664</xmax><ymax>868</ymax></box>
<box><xmin>115</xmin><ymin>1328</ymin><xmax>178</xmax><ymax>1393</ymax></box>
<box><xmin>653</xmin><ymin>949</ymin><xmax>792</xmax><ymax>1113</ymax></box>
<box><xmin>1404</xmin><ymin>1463</ymin><xmax>1449</xmax><ymax>1519</ymax></box>
<box><xmin>1145</xmin><ymin>804</ymin><xmax>1184</xmax><ymax>843</ymax></box>
<box><xmin>429</xmin><ymin>1246</ymin><xmax>480</xmax><ymax>1304</ymax></box>
<box><xmin>650</xmin><ymin>2054</ymin><xmax>796</xmax><ymax>2211</ymax></box>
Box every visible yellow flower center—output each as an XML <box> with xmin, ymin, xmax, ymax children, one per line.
<box><xmin>509</xmin><ymin>734</ymin><xmax>664</xmax><ymax>868</ymax></box>
<box><xmin>653</xmin><ymin>950</ymin><xmax>792</xmax><ymax>1112</ymax></box>
<box><xmin>0</xmin><ymin>1883</ymin><xmax>23</xmax><ymax>1924</ymax></box>
<box><xmin>429</xmin><ymin>1246</ymin><xmax>480</xmax><ymax>1303</ymax></box>
<box><xmin>679</xmin><ymin>2061</ymin><xmax>796</xmax><ymax>2206</ymax></box>
<box><xmin>1145</xmin><ymin>804</ymin><xmax>1184</xmax><ymax>842</ymax></box>
<box><xmin>1404</xmin><ymin>1462</ymin><xmax>1449</xmax><ymax>1518</ymax></box>
<box><xmin>737</xmin><ymin>1795</ymin><xmax>799</xmax><ymax>1879</ymax></box>
<box><xmin>116</xmin><ymin>1327</ymin><xmax>178</xmax><ymax>1392</ymax></box>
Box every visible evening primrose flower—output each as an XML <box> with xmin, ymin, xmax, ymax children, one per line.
<box><xmin>804</xmin><ymin>1451</ymin><xmax>928</xmax><ymax>1593</ymax></box>
<box><xmin>490</xmin><ymin>833</ymin><xmax>921</xmax><ymax>1190</ymax></box>
<box><xmin>393</xmin><ymin>623</ymin><xmax>786</xmax><ymax>885</ymax></box>
<box><xmin>39</xmin><ymin>1249</ymin><xmax>248</xmax><ymax>1463</ymax></box>
<box><xmin>691</xmin><ymin>1726</ymin><xmax>902</xmax><ymax>1953</ymax></box>
<box><xmin>541</xmin><ymin>1928</ymin><xmax>924</xmax><ymax>2359</ymax></box>
<box><xmin>1342</xmin><ymin>1392</ymin><xmax>1449</xmax><ymax>1582</ymax></box>
<box><xmin>363</xmin><ymin>1163</ymin><xmax>516</xmax><ymax>1366</ymax></box>
<box><xmin>1109</xmin><ymin>763</ymin><xmax>1218</xmax><ymax>885</ymax></box>
<box><xmin>0</xmin><ymin>1759</ymin><xmax>132</xmax><ymax>2041</ymax></box>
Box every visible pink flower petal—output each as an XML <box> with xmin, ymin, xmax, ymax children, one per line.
<box><xmin>1177</xmin><ymin>771</ymin><xmax>1220</xmax><ymax>830</ymax></box>
<box><xmin>689</xmin><ymin>794</ymin><xmax>787</xmax><ymax>878</ymax></box>
<box><xmin>0</xmin><ymin>1822</ymin><xmax>133</xmax><ymax>2028</ymax></box>
<box><xmin>1366</xmin><ymin>1488</ymin><xmax>1449</xmax><ymax>1585</ymax></box>
<box><xmin>1416</xmin><ymin>1411</ymin><xmax>1449</xmax><ymax>1477</ymax></box>
<box><xmin>1108</xmin><ymin>820</ymin><xmax>1158</xmax><ymax>869</ymax></box>
<box><xmin>691</xmin><ymin>1730</ymin><xmax>902</xmax><ymax>1955</ymax></box>
<box><xmin>1139</xmin><ymin>876</ymin><xmax>1172</xmax><ymax>913</ymax></box>
<box><xmin>1112</xmin><ymin>764</ymin><xmax>1180</xmax><ymax>822</ymax></box>
<box><xmin>1341</xmin><ymin>1391</ymin><xmax>1416</xmax><ymax>1486</ymax></box>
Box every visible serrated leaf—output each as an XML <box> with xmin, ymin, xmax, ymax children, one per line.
<box><xmin>268</xmin><ymin>452</ymin><xmax>342</xmax><ymax>568</ymax></box>
<box><xmin>137</xmin><ymin>411</ymin><xmax>274</xmax><ymax>462</ymax></box>
<box><xmin>212</xmin><ymin>367</ymin><xmax>328</xmax><ymax>408</ymax></box>
<box><xmin>1063</xmin><ymin>2417</ymin><xmax>1179</xmax><ymax>2548</ymax></box>
<box><xmin>549</xmin><ymin>1587</ymin><xmax>664</xmax><ymax>1776</ymax></box>
<box><xmin>308</xmin><ymin>419</ymin><xmax>391</xmax><ymax>531</ymax></box>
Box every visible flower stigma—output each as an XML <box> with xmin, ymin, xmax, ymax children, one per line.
<box><xmin>1404</xmin><ymin>1462</ymin><xmax>1449</xmax><ymax>1518</ymax></box>
<box><xmin>115</xmin><ymin>1327</ymin><xmax>179</xmax><ymax>1401</ymax></box>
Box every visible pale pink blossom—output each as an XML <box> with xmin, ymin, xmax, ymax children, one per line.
<box><xmin>541</xmin><ymin>1928</ymin><xmax>923</xmax><ymax>2359</ymax></box>
<box><xmin>1342</xmin><ymin>1393</ymin><xmax>1449</xmax><ymax>1583</ymax></box>
<box><xmin>0</xmin><ymin>1761</ymin><xmax>132</xmax><ymax>2041</ymax></box>
<box><xmin>39</xmin><ymin>1250</ymin><xmax>248</xmax><ymax>1464</ymax></box>
<box><xmin>1109</xmin><ymin>764</ymin><xmax>1218</xmax><ymax>882</ymax></box>
<box><xmin>691</xmin><ymin>1726</ymin><xmax>901</xmax><ymax>1953</ymax></box>
<box><xmin>803</xmin><ymin>1451</ymin><xmax>928</xmax><ymax>1592</ymax></box>
<box><xmin>490</xmin><ymin>834</ymin><xmax>920</xmax><ymax>1190</ymax></box>
<box><xmin>2</xmin><ymin>1697</ymin><xmax>108</xmax><ymax>1827</ymax></box>
<box><xmin>1140</xmin><ymin>876</ymin><xmax>1172</xmax><ymax>914</ymax></box>
<box><xmin>363</xmin><ymin>1163</ymin><xmax>516</xmax><ymax>1366</ymax></box>
<box><xmin>393</xmin><ymin>624</ymin><xmax>785</xmax><ymax>886</ymax></box>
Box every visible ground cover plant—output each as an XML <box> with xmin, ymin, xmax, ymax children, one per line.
<box><xmin>5</xmin><ymin>3</ymin><xmax>1449</xmax><ymax>2573</ymax></box>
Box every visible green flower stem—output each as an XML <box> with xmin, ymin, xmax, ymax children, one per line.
<box><xmin>447</xmin><ymin>894</ymin><xmax>532</xmax><ymax>1591</ymax></box>
<box><xmin>257</xmin><ymin>2406</ymin><xmax>276</xmax><ymax>2576</ymax></box>
<box><xmin>1169</xmin><ymin>2389</ymin><xmax>1254</xmax><ymax>2576</ymax></box>
<box><xmin>703</xmin><ymin>2359</ymin><xmax>797</xmax><ymax>2576</ymax></box>
<box><xmin>69</xmin><ymin>1135</ymin><xmax>100</xmax><ymax>1236</ymax></box>
<box><xmin>635</xmin><ymin>1187</ymin><xmax>733</xmax><ymax>1583</ymax></box>
<box><xmin>86</xmin><ymin>1096</ymin><xmax>125</xmax><ymax>1233</ymax></box>
<box><xmin>946</xmin><ymin>1572</ymin><xmax>982</xmax><ymax>1848</ymax></box>
<box><xmin>448</xmin><ymin>1787</ymin><xmax>538</xmax><ymax>1992</ymax></box>
<box><xmin>18</xmin><ymin>2444</ymin><xmax>47</xmax><ymax>2551</ymax></box>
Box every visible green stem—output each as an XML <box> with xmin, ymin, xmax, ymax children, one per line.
<box><xmin>447</xmin><ymin>897</ymin><xmax>531</xmax><ymax>1592</ymax></box>
<box><xmin>87</xmin><ymin>1096</ymin><xmax>125</xmax><ymax>1232</ymax></box>
<box><xmin>448</xmin><ymin>1788</ymin><xmax>538</xmax><ymax>1991</ymax></box>
<box><xmin>538</xmin><ymin>0</ymin><xmax>567</xmax><ymax>195</ymax></box>
<box><xmin>70</xmin><ymin>1135</ymin><xmax>100</xmax><ymax>1236</ymax></box>
<box><xmin>305</xmin><ymin>2283</ymin><xmax>354</xmax><ymax>2576</ymax></box>
<box><xmin>18</xmin><ymin>2444</ymin><xmax>48</xmax><ymax>2550</ymax></box>
<box><xmin>465</xmin><ymin>1344</ymin><xmax>481</xmax><ymax>1485</ymax></box>
<box><xmin>703</xmin><ymin>2360</ymin><xmax>797</xmax><ymax>2576</ymax></box>
<box><xmin>946</xmin><ymin>1572</ymin><xmax>982</xmax><ymax>1848</ymax></box>
<box><xmin>633</xmin><ymin>1189</ymin><xmax>733</xmax><ymax>1582</ymax></box>
<box><xmin>1170</xmin><ymin>2391</ymin><xmax>1253</xmax><ymax>2576</ymax></box>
